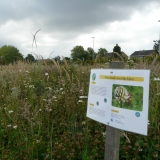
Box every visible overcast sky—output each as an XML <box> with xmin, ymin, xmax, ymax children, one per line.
<box><xmin>0</xmin><ymin>0</ymin><xmax>160</xmax><ymax>59</ymax></box>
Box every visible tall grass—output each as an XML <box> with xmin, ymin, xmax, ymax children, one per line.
<box><xmin>0</xmin><ymin>59</ymin><xmax>159</xmax><ymax>159</ymax></box>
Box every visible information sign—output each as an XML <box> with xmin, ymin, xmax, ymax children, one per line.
<box><xmin>87</xmin><ymin>69</ymin><xmax>150</xmax><ymax>135</ymax></box>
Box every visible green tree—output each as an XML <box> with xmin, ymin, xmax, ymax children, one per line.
<box><xmin>25</xmin><ymin>54</ymin><xmax>35</xmax><ymax>62</ymax></box>
<box><xmin>0</xmin><ymin>45</ymin><xmax>23</xmax><ymax>64</ymax></box>
<box><xmin>54</xmin><ymin>56</ymin><xmax>60</xmax><ymax>61</ymax></box>
<box><xmin>71</xmin><ymin>45</ymin><xmax>87</xmax><ymax>60</ymax></box>
<box><xmin>113</xmin><ymin>44</ymin><xmax>121</xmax><ymax>54</ymax></box>
<box><xmin>97</xmin><ymin>48</ymin><xmax>108</xmax><ymax>57</ymax></box>
<box><xmin>153</xmin><ymin>40</ymin><xmax>160</xmax><ymax>54</ymax></box>
<box><xmin>86</xmin><ymin>47</ymin><xmax>95</xmax><ymax>60</ymax></box>
<box><xmin>65</xmin><ymin>57</ymin><xmax>70</xmax><ymax>60</ymax></box>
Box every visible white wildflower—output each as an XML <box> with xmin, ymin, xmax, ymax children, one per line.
<box><xmin>36</xmin><ymin>140</ymin><xmax>40</xmax><ymax>143</ymax></box>
<box><xmin>45</xmin><ymin>72</ymin><xmax>49</xmax><ymax>76</ymax></box>
<box><xmin>79</xmin><ymin>96</ymin><xmax>88</xmax><ymax>98</ymax></box>
<box><xmin>78</xmin><ymin>100</ymin><xmax>83</xmax><ymax>103</ymax></box>
<box><xmin>49</xmin><ymin>109</ymin><xmax>52</xmax><ymax>112</ymax></box>
<box><xmin>154</xmin><ymin>77</ymin><xmax>160</xmax><ymax>81</ymax></box>
<box><xmin>46</xmin><ymin>108</ymin><xmax>52</xmax><ymax>112</ymax></box>
<box><xmin>29</xmin><ymin>85</ymin><xmax>34</xmax><ymax>88</ymax></box>
<box><xmin>13</xmin><ymin>125</ymin><xmax>18</xmax><ymax>129</ymax></box>
<box><xmin>48</xmin><ymin>87</ymin><xmax>52</xmax><ymax>91</ymax></box>
<box><xmin>9</xmin><ymin>110</ymin><xmax>14</xmax><ymax>113</ymax></box>
<box><xmin>7</xmin><ymin>124</ymin><xmax>12</xmax><ymax>127</ymax></box>
<box><xmin>60</xmin><ymin>88</ymin><xmax>63</xmax><ymax>91</ymax></box>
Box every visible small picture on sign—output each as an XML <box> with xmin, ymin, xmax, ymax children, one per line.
<box><xmin>112</xmin><ymin>84</ymin><xmax>143</xmax><ymax>111</ymax></box>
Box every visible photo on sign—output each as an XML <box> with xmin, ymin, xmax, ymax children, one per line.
<box><xmin>112</xmin><ymin>84</ymin><xmax>143</xmax><ymax>111</ymax></box>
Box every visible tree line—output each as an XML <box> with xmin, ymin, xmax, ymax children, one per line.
<box><xmin>0</xmin><ymin>44</ymin><xmax>117</xmax><ymax>64</ymax></box>
<box><xmin>70</xmin><ymin>44</ymin><xmax>122</xmax><ymax>60</ymax></box>
<box><xmin>0</xmin><ymin>41</ymin><xmax>159</xmax><ymax>65</ymax></box>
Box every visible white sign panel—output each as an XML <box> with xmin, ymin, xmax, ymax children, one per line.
<box><xmin>87</xmin><ymin>69</ymin><xmax>150</xmax><ymax>135</ymax></box>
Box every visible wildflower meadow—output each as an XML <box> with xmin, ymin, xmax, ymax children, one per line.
<box><xmin>0</xmin><ymin>56</ymin><xmax>159</xmax><ymax>159</ymax></box>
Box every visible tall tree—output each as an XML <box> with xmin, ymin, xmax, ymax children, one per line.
<box><xmin>113</xmin><ymin>44</ymin><xmax>121</xmax><ymax>54</ymax></box>
<box><xmin>97</xmin><ymin>48</ymin><xmax>108</xmax><ymax>57</ymax></box>
<box><xmin>0</xmin><ymin>45</ymin><xmax>23</xmax><ymax>64</ymax></box>
<box><xmin>86</xmin><ymin>47</ymin><xmax>95</xmax><ymax>60</ymax></box>
<box><xmin>71</xmin><ymin>45</ymin><xmax>86</xmax><ymax>60</ymax></box>
<box><xmin>25</xmin><ymin>54</ymin><xmax>35</xmax><ymax>62</ymax></box>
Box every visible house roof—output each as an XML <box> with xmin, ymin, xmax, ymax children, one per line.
<box><xmin>121</xmin><ymin>52</ymin><xmax>128</xmax><ymax>58</ymax></box>
<box><xmin>108</xmin><ymin>52</ymin><xmax>113</xmax><ymax>57</ymax></box>
<box><xmin>104</xmin><ymin>52</ymin><xmax>128</xmax><ymax>58</ymax></box>
<box><xmin>130</xmin><ymin>50</ymin><xmax>154</xmax><ymax>57</ymax></box>
<box><xmin>105</xmin><ymin>52</ymin><xmax>113</xmax><ymax>57</ymax></box>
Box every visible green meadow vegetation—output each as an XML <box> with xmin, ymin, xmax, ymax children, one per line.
<box><xmin>0</xmin><ymin>56</ymin><xmax>159</xmax><ymax>159</ymax></box>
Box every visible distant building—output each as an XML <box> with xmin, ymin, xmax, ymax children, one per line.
<box><xmin>104</xmin><ymin>52</ymin><xmax>128</xmax><ymax>59</ymax></box>
<box><xmin>121</xmin><ymin>52</ymin><xmax>128</xmax><ymax>59</ymax></box>
<box><xmin>105</xmin><ymin>52</ymin><xmax>113</xmax><ymax>58</ymax></box>
<box><xmin>130</xmin><ymin>50</ymin><xmax>154</xmax><ymax>58</ymax></box>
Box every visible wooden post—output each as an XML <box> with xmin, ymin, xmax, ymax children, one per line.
<box><xmin>105</xmin><ymin>61</ymin><xmax>124</xmax><ymax>160</ymax></box>
<box><xmin>110</xmin><ymin>61</ymin><xmax>124</xmax><ymax>69</ymax></box>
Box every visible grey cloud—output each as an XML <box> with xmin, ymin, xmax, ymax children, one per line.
<box><xmin>0</xmin><ymin>0</ymin><xmax>160</xmax><ymax>57</ymax></box>
<box><xmin>1</xmin><ymin>0</ymin><xmax>159</xmax><ymax>33</ymax></box>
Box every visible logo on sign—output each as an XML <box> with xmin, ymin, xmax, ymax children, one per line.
<box><xmin>135</xmin><ymin>112</ymin><xmax>140</xmax><ymax>117</ymax></box>
<box><xmin>92</xmin><ymin>73</ymin><xmax>96</xmax><ymax>81</ymax></box>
